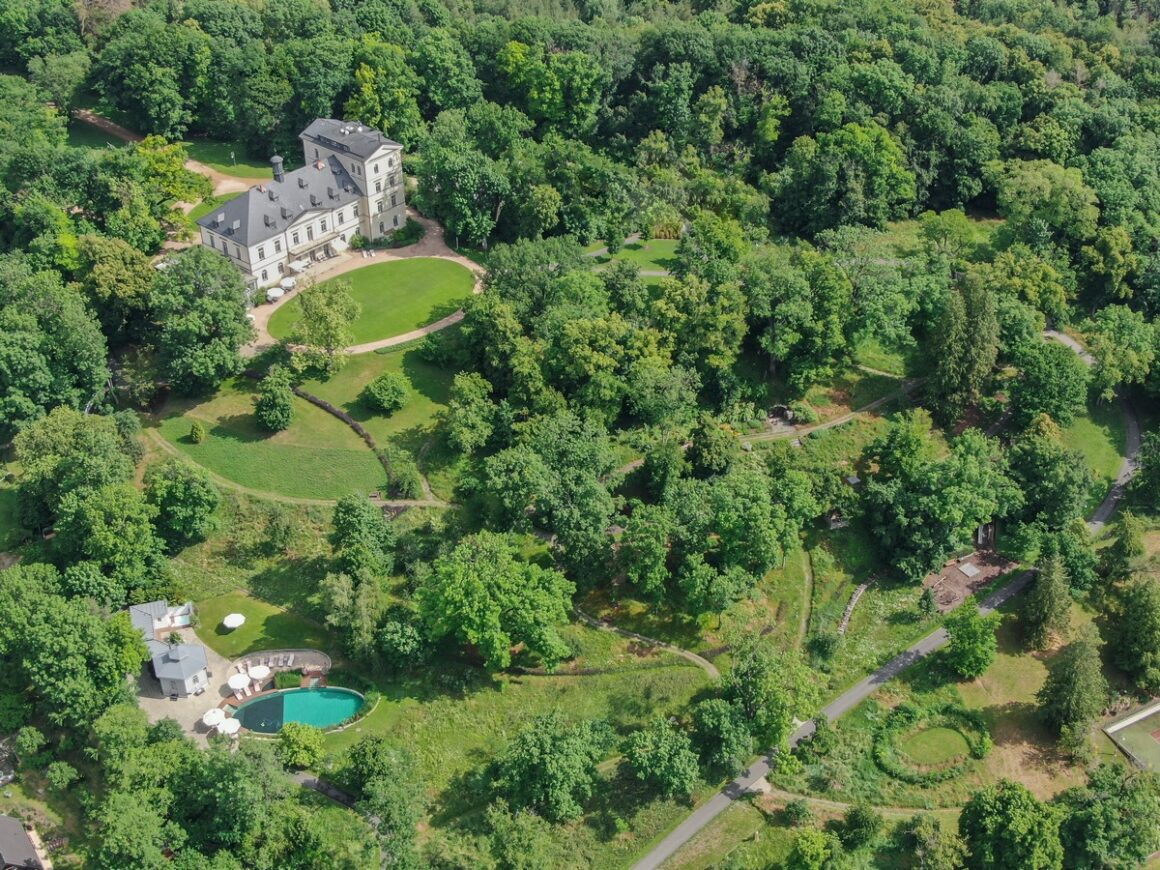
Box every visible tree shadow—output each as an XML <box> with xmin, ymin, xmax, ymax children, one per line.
<box><xmin>210</xmin><ymin>413</ymin><xmax>266</xmax><ymax>443</ymax></box>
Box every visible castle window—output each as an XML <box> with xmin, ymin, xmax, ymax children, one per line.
<box><xmin>274</xmin><ymin>239</ymin><xmax>282</xmax><ymax>253</ymax></box>
<box><xmin>320</xmin><ymin>218</ymin><xmax>328</xmax><ymax>232</ymax></box>
<box><xmin>257</xmin><ymin>246</ymin><xmax>266</xmax><ymax>259</ymax></box>
<box><xmin>292</xmin><ymin>231</ymin><xmax>300</xmax><ymax>245</ymax></box>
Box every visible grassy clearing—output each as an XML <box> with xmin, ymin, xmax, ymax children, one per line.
<box><xmin>268</xmin><ymin>258</ymin><xmax>475</xmax><ymax>345</ymax></box>
<box><xmin>188</xmin><ymin>191</ymin><xmax>242</xmax><ymax>222</ymax></box>
<box><xmin>321</xmin><ymin>622</ymin><xmax>711</xmax><ymax>867</ymax></box>
<box><xmin>151</xmin><ymin>378</ymin><xmax>385</xmax><ymax>500</ymax></box>
<box><xmin>196</xmin><ymin>590</ymin><xmax>336</xmax><ymax>660</ymax></box>
<box><xmin>853</xmin><ymin>337</ymin><xmax>923</xmax><ymax>378</ymax></box>
<box><xmin>1061</xmin><ymin>397</ymin><xmax>1127</xmax><ymax>512</ymax></box>
<box><xmin>898</xmin><ymin>726</ymin><xmax>971</xmax><ymax>764</ymax></box>
<box><xmin>781</xmin><ymin>367</ymin><xmax>903</xmax><ymax>423</ymax></box>
<box><xmin>592</xmin><ymin>238</ymin><xmax>680</xmax><ymax>273</ymax></box>
<box><xmin>182</xmin><ymin>139</ymin><xmax>288</xmax><ymax>179</ymax></box>
<box><xmin>662</xmin><ymin>801</ymin><xmax>793</xmax><ymax>870</ymax></box>
<box><xmin>66</xmin><ymin>120</ymin><xmax>122</xmax><ymax>150</ymax></box>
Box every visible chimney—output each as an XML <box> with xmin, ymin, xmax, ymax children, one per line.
<box><xmin>270</xmin><ymin>155</ymin><xmax>284</xmax><ymax>183</ymax></box>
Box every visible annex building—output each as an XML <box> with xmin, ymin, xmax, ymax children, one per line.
<box><xmin>196</xmin><ymin>119</ymin><xmax>407</xmax><ymax>289</ymax></box>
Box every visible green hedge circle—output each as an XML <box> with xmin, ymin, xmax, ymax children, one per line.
<box><xmin>872</xmin><ymin>702</ymin><xmax>992</xmax><ymax>786</ymax></box>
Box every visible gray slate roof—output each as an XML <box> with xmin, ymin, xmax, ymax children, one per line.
<box><xmin>196</xmin><ymin>156</ymin><xmax>363</xmax><ymax>248</ymax></box>
<box><xmin>152</xmin><ymin>644</ymin><xmax>208</xmax><ymax>681</ymax></box>
<box><xmin>0</xmin><ymin>815</ymin><xmax>41</xmax><ymax>869</ymax></box>
<box><xmin>129</xmin><ymin>599</ymin><xmax>168</xmax><ymax>640</ymax></box>
<box><xmin>300</xmin><ymin>118</ymin><xmax>400</xmax><ymax>159</ymax></box>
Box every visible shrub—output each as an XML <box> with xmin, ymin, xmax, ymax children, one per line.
<box><xmin>871</xmin><ymin>702</ymin><xmax>991</xmax><ymax>785</ymax></box>
<box><xmin>841</xmin><ymin>803</ymin><xmax>883</xmax><ymax>849</ymax></box>
<box><xmin>274</xmin><ymin>671</ymin><xmax>301</xmax><ymax>689</ymax></box>
<box><xmin>784</xmin><ymin>798</ymin><xmax>813</xmax><ymax>826</ymax></box>
<box><xmin>379</xmin><ymin>444</ymin><xmax>423</xmax><ymax>499</ymax></box>
<box><xmin>190</xmin><ymin>420</ymin><xmax>208</xmax><ymax>443</ymax></box>
<box><xmin>45</xmin><ymin>761</ymin><xmax>78</xmax><ymax>792</ymax></box>
<box><xmin>789</xmin><ymin>400</ymin><xmax>819</xmax><ymax>424</ymax></box>
<box><xmin>388</xmin><ymin>217</ymin><xmax>426</xmax><ymax>247</ymax></box>
<box><xmin>277</xmin><ymin>722</ymin><xmax>324</xmax><ymax>768</ymax></box>
<box><xmin>255</xmin><ymin>366</ymin><xmax>294</xmax><ymax>431</ymax></box>
<box><xmin>362</xmin><ymin>372</ymin><xmax>409</xmax><ymax>415</ymax></box>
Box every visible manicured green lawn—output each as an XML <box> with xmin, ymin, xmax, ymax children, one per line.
<box><xmin>182</xmin><ymin>139</ymin><xmax>287</xmax><ymax>179</ymax></box>
<box><xmin>189</xmin><ymin>191</ymin><xmax>242</xmax><ymax>222</ymax></box>
<box><xmin>592</xmin><ymin>238</ymin><xmax>679</xmax><ymax>273</ymax></box>
<box><xmin>66</xmin><ymin>121</ymin><xmax>122</xmax><ymax>150</ymax></box>
<box><xmin>268</xmin><ymin>258</ymin><xmax>475</xmax><ymax>345</ymax></box>
<box><xmin>152</xmin><ymin>378</ymin><xmax>385</xmax><ymax>500</ymax></box>
<box><xmin>301</xmin><ymin>347</ymin><xmax>452</xmax><ymax>446</ymax></box>
<box><xmin>898</xmin><ymin>726</ymin><xmax>970</xmax><ymax>764</ymax></box>
<box><xmin>196</xmin><ymin>590</ymin><xmax>336</xmax><ymax>660</ymax></box>
<box><xmin>1061</xmin><ymin>397</ymin><xmax>1127</xmax><ymax>511</ymax></box>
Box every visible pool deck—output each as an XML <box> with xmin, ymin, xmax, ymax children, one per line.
<box><xmin>136</xmin><ymin>637</ymin><xmax>333</xmax><ymax>744</ymax></box>
<box><xmin>135</xmin><ymin>626</ymin><xmax>234</xmax><ymax>745</ymax></box>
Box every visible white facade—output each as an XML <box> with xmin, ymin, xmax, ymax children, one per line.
<box><xmin>197</xmin><ymin>120</ymin><xmax>408</xmax><ymax>290</ymax></box>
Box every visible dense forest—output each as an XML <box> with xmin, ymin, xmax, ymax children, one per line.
<box><xmin>5</xmin><ymin>0</ymin><xmax>1160</xmax><ymax>865</ymax></box>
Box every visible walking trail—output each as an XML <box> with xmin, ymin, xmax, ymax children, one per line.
<box><xmin>633</xmin><ymin>333</ymin><xmax>1141</xmax><ymax>870</ymax></box>
<box><xmin>574</xmin><ymin>608</ymin><xmax>720</xmax><ymax>680</ymax></box>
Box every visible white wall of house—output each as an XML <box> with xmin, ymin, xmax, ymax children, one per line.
<box><xmin>158</xmin><ymin>669</ymin><xmax>208</xmax><ymax>697</ymax></box>
<box><xmin>302</xmin><ymin>140</ymin><xmax>405</xmax><ymax>241</ymax></box>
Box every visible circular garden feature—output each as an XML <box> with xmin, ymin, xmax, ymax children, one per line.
<box><xmin>872</xmin><ymin>702</ymin><xmax>991</xmax><ymax>785</ymax></box>
<box><xmin>268</xmin><ymin>257</ymin><xmax>475</xmax><ymax>345</ymax></box>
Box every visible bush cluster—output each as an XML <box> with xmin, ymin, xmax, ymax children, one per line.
<box><xmin>872</xmin><ymin>701</ymin><xmax>991</xmax><ymax>785</ymax></box>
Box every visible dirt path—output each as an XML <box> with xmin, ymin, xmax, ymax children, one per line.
<box><xmin>243</xmin><ymin>213</ymin><xmax>485</xmax><ymax>358</ymax></box>
<box><xmin>71</xmin><ymin>110</ymin><xmax>251</xmax><ymax>204</ymax></box>
<box><xmin>741</xmin><ymin>379</ymin><xmax>921</xmax><ymax>444</ymax></box>
<box><xmin>795</xmin><ymin>550</ymin><xmax>814</xmax><ymax>650</ymax></box>
<box><xmin>574</xmin><ymin>608</ymin><xmax>720</xmax><ymax>680</ymax></box>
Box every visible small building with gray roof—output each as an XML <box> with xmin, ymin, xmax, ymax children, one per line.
<box><xmin>127</xmin><ymin>600</ymin><xmax>209</xmax><ymax>697</ymax></box>
<box><xmin>0</xmin><ymin>815</ymin><xmax>42</xmax><ymax>869</ymax></box>
<box><xmin>197</xmin><ymin>119</ymin><xmax>406</xmax><ymax>289</ymax></box>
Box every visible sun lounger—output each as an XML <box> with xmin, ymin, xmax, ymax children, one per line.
<box><xmin>243</xmin><ymin>685</ymin><xmax>253</xmax><ymax>697</ymax></box>
<box><xmin>286</xmin><ymin>654</ymin><xmax>295</xmax><ymax>667</ymax></box>
<box><xmin>234</xmin><ymin>690</ymin><xmax>245</xmax><ymax>702</ymax></box>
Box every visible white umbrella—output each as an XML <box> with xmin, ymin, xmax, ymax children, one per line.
<box><xmin>218</xmin><ymin>717</ymin><xmax>241</xmax><ymax>736</ymax></box>
<box><xmin>331</xmin><ymin>237</ymin><xmax>349</xmax><ymax>253</ymax></box>
<box><xmin>266</xmin><ymin>287</ymin><xmax>285</xmax><ymax>302</ymax></box>
<box><xmin>289</xmin><ymin>259</ymin><xmax>309</xmax><ymax>273</ymax></box>
<box><xmin>248</xmin><ymin>665</ymin><xmax>271</xmax><ymax>682</ymax></box>
<box><xmin>202</xmin><ymin>707</ymin><xmax>226</xmax><ymax>728</ymax></box>
<box><xmin>280</xmin><ymin>277</ymin><xmax>297</xmax><ymax>290</ymax></box>
<box><xmin>228</xmin><ymin>673</ymin><xmax>250</xmax><ymax>691</ymax></box>
<box><xmin>222</xmin><ymin>613</ymin><xmax>245</xmax><ymax>630</ymax></box>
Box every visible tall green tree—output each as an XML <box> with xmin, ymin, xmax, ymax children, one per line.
<box><xmin>1010</xmin><ymin>341</ymin><xmax>1091</xmax><ymax>429</ymax></box>
<box><xmin>959</xmin><ymin>779</ymin><xmax>1062</xmax><ymax>870</ymax></box>
<box><xmin>1108</xmin><ymin>575</ymin><xmax>1160</xmax><ymax>693</ymax></box>
<box><xmin>417</xmin><ymin>531</ymin><xmax>575</xmax><ymax>671</ymax></box>
<box><xmin>144</xmin><ymin>459</ymin><xmax>220</xmax><ymax>549</ymax></box>
<box><xmin>151</xmin><ymin>247</ymin><xmax>252</xmax><ymax>394</ymax></box>
<box><xmin>1056</xmin><ymin>765</ymin><xmax>1160</xmax><ymax>870</ymax></box>
<box><xmin>294</xmin><ymin>279</ymin><xmax>358</xmax><ymax>373</ymax></box>
<box><xmin>1023</xmin><ymin>550</ymin><xmax>1072</xmax><ymax>650</ymax></box>
<box><xmin>1036</xmin><ymin>628</ymin><xmax>1108</xmax><ymax>738</ymax></box>
<box><xmin>496</xmin><ymin>711</ymin><xmax>612</xmax><ymax>822</ymax></box>
<box><xmin>944</xmin><ymin>596</ymin><xmax>1002</xmax><ymax>679</ymax></box>
<box><xmin>624</xmin><ymin>718</ymin><xmax>700</xmax><ymax>799</ymax></box>
<box><xmin>927</xmin><ymin>281</ymin><xmax>999</xmax><ymax>426</ymax></box>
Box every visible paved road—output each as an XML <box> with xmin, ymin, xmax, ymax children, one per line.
<box><xmin>633</xmin><ymin>334</ymin><xmax>1141</xmax><ymax>870</ymax></box>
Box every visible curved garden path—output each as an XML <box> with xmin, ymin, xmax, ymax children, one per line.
<box><xmin>574</xmin><ymin>608</ymin><xmax>720</xmax><ymax>680</ymax></box>
<box><xmin>633</xmin><ymin>332</ymin><xmax>1143</xmax><ymax>870</ymax></box>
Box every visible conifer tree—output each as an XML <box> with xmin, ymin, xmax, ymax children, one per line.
<box><xmin>1024</xmin><ymin>550</ymin><xmax>1072</xmax><ymax>650</ymax></box>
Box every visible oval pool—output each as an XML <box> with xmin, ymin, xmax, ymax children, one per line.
<box><xmin>233</xmin><ymin>687</ymin><xmax>364</xmax><ymax>734</ymax></box>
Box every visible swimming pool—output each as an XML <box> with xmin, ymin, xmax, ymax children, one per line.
<box><xmin>233</xmin><ymin>687</ymin><xmax>364</xmax><ymax>733</ymax></box>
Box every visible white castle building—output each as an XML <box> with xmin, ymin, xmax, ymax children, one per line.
<box><xmin>196</xmin><ymin>119</ymin><xmax>407</xmax><ymax>288</ymax></box>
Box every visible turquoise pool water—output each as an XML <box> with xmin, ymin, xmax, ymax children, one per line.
<box><xmin>233</xmin><ymin>687</ymin><xmax>364</xmax><ymax>733</ymax></box>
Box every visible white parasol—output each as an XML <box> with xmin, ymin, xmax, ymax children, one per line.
<box><xmin>266</xmin><ymin>287</ymin><xmax>285</xmax><ymax>302</ymax></box>
<box><xmin>248</xmin><ymin>665</ymin><xmax>271</xmax><ymax>682</ymax></box>
<box><xmin>228</xmin><ymin>673</ymin><xmax>250</xmax><ymax>691</ymax></box>
<box><xmin>202</xmin><ymin>707</ymin><xmax>226</xmax><ymax>728</ymax></box>
<box><xmin>222</xmin><ymin>613</ymin><xmax>245</xmax><ymax>630</ymax></box>
<box><xmin>217</xmin><ymin>717</ymin><xmax>241</xmax><ymax>736</ymax></box>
